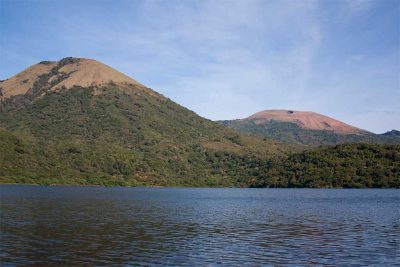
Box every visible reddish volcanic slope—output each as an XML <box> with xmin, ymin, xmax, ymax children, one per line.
<box><xmin>245</xmin><ymin>110</ymin><xmax>364</xmax><ymax>134</ymax></box>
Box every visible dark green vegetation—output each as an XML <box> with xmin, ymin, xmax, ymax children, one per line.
<box><xmin>219</xmin><ymin>119</ymin><xmax>400</xmax><ymax>146</ymax></box>
<box><xmin>1</xmin><ymin>58</ymin><xmax>399</xmax><ymax>188</ymax></box>
<box><xmin>251</xmin><ymin>143</ymin><xmax>400</xmax><ymax>188</ymax></box>
<box><xmin>0</xmin><ymin>85</ymin><xmax>287</xmax><ymax>187</ymax></box>
<box><xmin>2</xmin><ymin>85</ymin><xmax>398</xmax><ymax>188</ymax></box>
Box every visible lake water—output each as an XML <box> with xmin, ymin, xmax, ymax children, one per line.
<box><xmin>0</xmin><ymin>186</ymin><xmax>399</xmax><ymax>266</ymax></box>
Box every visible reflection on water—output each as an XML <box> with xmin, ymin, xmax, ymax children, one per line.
<box><xmin>1</xmin><ymin>186</ymin><xmax>399</xmax><ymax>266</ymax></box>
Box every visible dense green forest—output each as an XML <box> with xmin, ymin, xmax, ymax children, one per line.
<box><xmin>251</xmin><ymin>143</ymin><xmax>400</xmax><ymax>188</ymax></box>
<box><xmin>0</xmin><ymin>85</ymin><xmax>287</xmax><ymax>187</ymax></box>
<box><xmin>1</xmin><ymin>87</ymin><xmax>399</xmax><ymax>188</ymax></box>
<box><xmin>219</xmin><ymin>119</ymin><xmax>400</xmax><ymax>146</ymax></box>
<box><xmin>1</xmin><ymin>58</ymin><xmax>399</xmax><ymax>188</ymax></box>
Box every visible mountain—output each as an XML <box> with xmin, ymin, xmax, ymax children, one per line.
<box><xmin>1</xmin><ymin>58</ymin><xmax>398</xmax><ymax>188</ymax></box>
<box><xmin>0</xmin><ymin>57</ymin><xmax>288</xmax><ymax>186</ymax></box>
<box><xmin>220</xmin><ymin>110</ymin><xmax>400</xmax><ymax>146</ymax></box>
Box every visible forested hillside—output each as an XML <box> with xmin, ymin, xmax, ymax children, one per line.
<box><xmin>1</xmin><ymin>58</ymin><xmax>398</xmax><ymax>188</ymax></box>
<box><xmin>0</xmin><ymin>59</ymin><xmax>286</xmax><ymax>187</ymax></box>
<box><xmin>251</xmin><ymin>143</ymin><xmax>400</xmax><ymax>188</ymax></box>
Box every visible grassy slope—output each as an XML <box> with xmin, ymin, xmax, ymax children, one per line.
<box><xmin>0</xmin><ymin>85</ymin><xmax>288</xmax><ymax>186</ymax></box>
<box><xmin>219</xmin><ymin>120</ymin><xmax>400</xmax><ymax>146</ymax></box>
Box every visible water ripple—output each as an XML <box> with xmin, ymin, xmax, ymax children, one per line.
<box><xmin>1</xmin><ymin>186</ymin><xmax>399</xmax><ymax>266</ymax></box>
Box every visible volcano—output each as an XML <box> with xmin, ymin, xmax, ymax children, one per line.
<box><xmin>0</xmin><ymin>57</ymin><xmax>286</xmax><ymax>186</ymax></box>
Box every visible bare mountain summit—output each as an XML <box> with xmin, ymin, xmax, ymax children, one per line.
<box><xmin>0</xmin><ymin>57</ymin><xmax>144</xmax><ymax>100</ymax></box>
<box><xmin>220</xmin><ymin>110</ymin><xmax>400</xmax><ymax>146</ymax></box>
<box><xmin>246</xmin><ymin>110</ymin><xmax>363</xmax><ymax>134</ymax></box>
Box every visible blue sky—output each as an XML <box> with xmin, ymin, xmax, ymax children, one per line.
<box><xmin>0</xmin><ymin>0</ymin><xmax>399</xmax><ymax>133</ymax></box>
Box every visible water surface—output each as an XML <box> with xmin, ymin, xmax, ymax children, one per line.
<box><xmin>1</xmin><ymin>186</ymin><xmax>399</xmax><ymax>266</ymax></box>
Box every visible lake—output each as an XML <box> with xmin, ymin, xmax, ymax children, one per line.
<box><xmin>0</xmin><ymin>186</ymin><xmax>399</xmax><ymax>266</ymax></box>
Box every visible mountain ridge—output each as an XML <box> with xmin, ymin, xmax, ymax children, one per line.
<box><xmin>381</xmin><ymin>130</ymin><xmax>400</xmax><ymax>137</ymax></box>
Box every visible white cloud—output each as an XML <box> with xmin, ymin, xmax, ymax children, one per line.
<box><xmin>1</xmin><ymin>0</ymin><xmax>398</xmax><ymax>132</ymax></box>
<box><xmin>122</xmin><ymin>0</ymin><xmax>324</xmax><ymax>120</ymax></box>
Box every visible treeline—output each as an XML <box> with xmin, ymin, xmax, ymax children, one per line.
<box><xmin>252</xmin><ymin>143</ymin><xmax>400</xmax><ymax>188</ymax></box>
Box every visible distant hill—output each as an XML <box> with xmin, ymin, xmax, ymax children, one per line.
<box><xmin>246</xmin><ymin>110</ymin><xmax>363</xmax><ymax>134</ymax></box>
<box><xmin>0</xmin><ymin>57</ymin><xmax>287</xmax><ymax>186</ymax></box>
<box><xmin>381</xmin><ymin>130</ymin><xmax>400</xmax><ymax>137</ymax></box>
<box><xmin>219</xmin><ymin>110</ymin><xmax>400</xmax><ymax>146</ymax></box>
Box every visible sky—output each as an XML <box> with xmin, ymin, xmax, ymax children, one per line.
<box><xmin>0</xmin><ymin>0</ymin><xmax>399</xmax><ymax>133</ymax></box>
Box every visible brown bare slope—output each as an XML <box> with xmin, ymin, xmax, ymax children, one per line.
<box><xmin>246</xmin><ymin>110</ymin><xmax>363</xmax><ymax>134</ymax></box>
<box><xmin>0</xmin><ymin>57</ymin><xmax>144</xmax><ymax>100</ymax></box>
<box><xmin>0</xmin><ymin>62</ymin><xmax>57</xmax><ymax>99</ymax></box>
